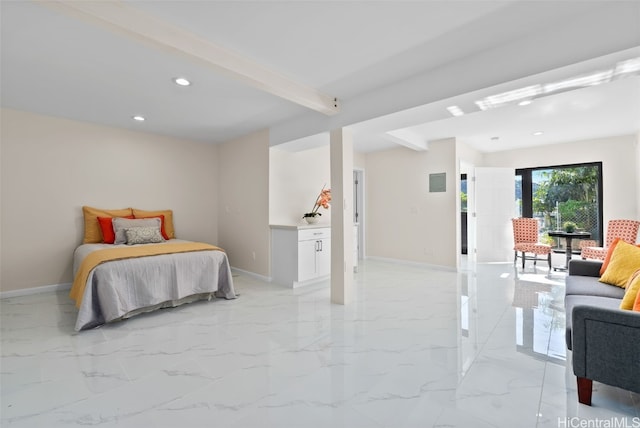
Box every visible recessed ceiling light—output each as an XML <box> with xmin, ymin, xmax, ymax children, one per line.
<box><xmin>475</xmin><ymin>85</ymin><xmax>542</xmax><ymax>110</ymax></box>
<box><xmin>518</xmin><ymin>99</ymin><xmax>533</xmax><ymax>106</ymax></box>
<box><xmin>446</xmin><ymin>105</ymin><xmax>465</xmax><ymax>117</ymax></box>
<box><xmin>544</xmin><ymin>70</ymin><xmax>613</xmax><ymax>93</ymax></box>
<box><xmin>615</xmin><ymin>57</ymin><xmax>640</xmax><ymax>75</ymax></box>
<box><xmin>132</xmin><ymin>115</ymin><xmax>145</xmax><ymax>122</ymax></box>
<box><xmin>533</xmin><ymin>131</ymin><xmax>543</xmax><ymax>136</ymax></box>
<box><xmin>173</xmin><ymin>77</ymin><xmax>191</xmax><ymax>86</ymax></box>
<box><xmin>473</xmin><ymin>56</ymin><xmax>639</xmax><ymax>111</ymax></box>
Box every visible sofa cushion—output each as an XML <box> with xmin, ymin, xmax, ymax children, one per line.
<box><xmin>565</xmin><ymin>295</ymin><xmax>622</xmax><ymax>350</ymax></box>
<box><xmin>568</xmin><ymin>259</ymin><xmax>603</xmax><ymax>277</ymax></box>
<box><xmin>565</xmin><ymin>275</ymin><xmax>626</xmax><ymax>299</ymax></box>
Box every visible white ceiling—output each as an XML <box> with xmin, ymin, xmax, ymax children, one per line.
<box><xmin>345</xmin><ymin>64</ymin><xmax>640</xmax><ymax>153</ymax></box>
<box><xmin>2</xmin><ymin>1</ymin><xmax>639</xmax><ymax>153</ymax></box>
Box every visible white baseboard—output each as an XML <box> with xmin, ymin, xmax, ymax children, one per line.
<box><xmin>230</xmin><ymin>267</ymin><xmax>272</xmax><ymax>283</ymax></box>
<box><xmin>292</xmin><ymin>275</ymin><xmax>330</xmax><ymax>289</ymax></box>
<box><xmin>1</xmin><ymin>282</ymin><xmax>72</xmax><ymax>299</ymax></box>
<box><xmin>366</xmin><ymin>256</ymin><xmax>457</xmax><ymax>272</ymax></box>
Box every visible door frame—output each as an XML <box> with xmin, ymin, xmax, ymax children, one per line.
<box><xmin>353</xmin><ymin>169</ymin><xmax>365</xmax><ymax>261</ymax></box>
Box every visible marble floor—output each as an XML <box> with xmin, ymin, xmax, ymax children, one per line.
<box><xmin>1</xmin><ymin>258</ymin><xmax>639</xmax><ymax>427</ymax></box>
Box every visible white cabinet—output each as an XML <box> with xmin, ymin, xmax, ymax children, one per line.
<box><xmin>271</xmin><ymin>226</ymin><xmax>331</xmax><ymax>287</ymax></box>
<box><xmin>297</xmin><ymin>239</ymin><xmax>319</xmax><ymax>282</ymax></box>
<box><xmin>298</xmin><ymin>229</ymin><xmax>331</xmax><ymax>282</ymax></box>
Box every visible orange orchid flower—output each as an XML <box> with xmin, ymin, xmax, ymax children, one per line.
<box><xmin>304</xmin><ymin>186</ymin><xmax>331</xmax><ymax>218</ymax></box>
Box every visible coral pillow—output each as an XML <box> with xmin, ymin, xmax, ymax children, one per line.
<box><xmin>634</xmin><ymin>287</ymin><xmax>640</xmax><ymax>312</ymax></box>
<box><xmin>599</xmin><ymin>241</ymin><xmax>640</xmax><ymax>288</ymax></box>
<box><xmin>620</xmin><ymin>269</ymin><xmax>640</xmax><ymax>310</ymax></box>
<box><xmin>97</xmin><ymin>215</ymin><xmax>134</xmax><ymax>244</ymax></box>
<box><xmin>599</xmin><ymin>238</ymin><xmax>621</xmax><ymax>275</ymax></box>
<box><xmin>82</xmin><ymin>206</ymin><xmax>133</xmax><ymax>244</ymax></box>
<box><xmin>599</xmin><ymin>238</ymin><xmax>640</xmax><ymax>275</ymax></box>
<box><xmin>133</xmin><ymin>208</ymin><xmax>174</xmax><ymax>239</ymax></box>
<box><xmin>134</xmin><ymin>214</ymin><xmax>169</xmax><ymax>240</ymax></box>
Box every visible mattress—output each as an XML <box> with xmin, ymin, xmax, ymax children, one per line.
<box><xmin>72</xmin><ymin>239</ymin><xmax>236</xmax><ymax>330</ymax></box>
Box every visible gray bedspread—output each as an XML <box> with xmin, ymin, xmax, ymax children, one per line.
<box><xmin>72</xmin><ymin>240</ymin><xmax>236</xmax><ymax>331</ymax></box>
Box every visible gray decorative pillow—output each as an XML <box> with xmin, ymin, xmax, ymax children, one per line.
<box><xmin>124</xmin><ymin>226</ymin><xmax>164</xmax><ymax>245</ymax></box>
<box><xmin>113</xmin><ymin>217</ymin><xmax>161</xmax><ymax>244</ymax></box>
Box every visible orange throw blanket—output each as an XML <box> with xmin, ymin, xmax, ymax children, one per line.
<box><xmin>70</xmin><ymin>242</ymin><xmax>224</xmax><ymax>308</ymax></box>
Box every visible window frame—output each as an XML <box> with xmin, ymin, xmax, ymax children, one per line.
<box><xmin>516</xmin><ymin>162</ymin><xmax>603</xmax><ymax>244</ymax></box>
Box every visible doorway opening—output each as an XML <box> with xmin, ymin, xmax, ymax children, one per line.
<box><xmin>353</xmin><ymin>169</ymin><xmax>365</xmax><ymax>261</ymax></box>
<box><xmin>461</xmin><ymin>173</ymin><xmax>468</xmax><ymax>255</ymax></box>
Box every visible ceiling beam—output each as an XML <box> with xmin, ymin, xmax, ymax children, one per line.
<box><xmin>384</xmin><ymin>129</ymin><xmax>429</xmax><ymax>151</ymax></box>
<box><xmin>39</xmin><ymin>1</ymin><xmax>340</xmax><ymax>116</ymax></box>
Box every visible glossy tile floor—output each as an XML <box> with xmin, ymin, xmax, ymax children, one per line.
<box><xmin>2</xmin><ymin>258</ymin><xmax>639</xmax><ymax>427</ymax></box>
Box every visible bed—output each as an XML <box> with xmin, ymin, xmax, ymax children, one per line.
<box><xmin>70</xmin><ymin>206</ymin><xmax>236</xmax><ymax>331</ymax></box>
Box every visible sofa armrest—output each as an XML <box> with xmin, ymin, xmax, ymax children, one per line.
<box><xmin>571</xmin><ymin>305</ymin><xmax>640</xmax><ymax>394</ymax></box>
<box><xmin>568</xmin><ymin>259</ymin><xmax>603</xmax><ymax>277</ymax></box>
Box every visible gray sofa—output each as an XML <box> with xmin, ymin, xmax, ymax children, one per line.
<box><xmin>565</xmin><ymin>259</ymin><xmax>640</xmax><ymax>405</ymax></box>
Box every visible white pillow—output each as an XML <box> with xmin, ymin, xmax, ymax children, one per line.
<box><xmin>113</xmin><ymin>217</ymin><xmax>161</xmax><ymax>244</ymax></box>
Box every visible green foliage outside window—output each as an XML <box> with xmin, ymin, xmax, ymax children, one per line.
<box><xmin>533</xmin><ymin>166</ymin><xmax>599</xmax><ymax>236</ymax></box>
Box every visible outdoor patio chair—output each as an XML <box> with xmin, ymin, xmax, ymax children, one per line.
<box><xmin>580</xmin><ymin>219</ymin><xmax>640</xmax><ymax>260</ymax></box>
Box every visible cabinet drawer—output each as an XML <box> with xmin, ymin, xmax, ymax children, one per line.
<box><xmin>298</xmin><ymin>228</ymin><xmax>330</xmax><ymax>241</ymax></box>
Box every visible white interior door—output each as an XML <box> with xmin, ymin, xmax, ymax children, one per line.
<box><xmin>474</xmin><ymin>167</ymin><xmax>515</xmax><ymax>263</ymax></box>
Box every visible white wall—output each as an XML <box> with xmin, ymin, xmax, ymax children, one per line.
<box><xmin>4</xmin><ymin>106</ymin><xmax>635</xmax><ymax>292</ymax></box>
<box><xmin>0</xmin><ymin>109</ymin><xmax>219</xmax><ymax>292</ymax></box>
<box><xmin>365</xmin><ymin>138</ymin><xmax>458</xmax><ymax>268</ymax></box>
<box><xmin>218</xmin><ymin>129</ymin><xmax>271</xmax><ymax>277</ymax></box>
<box><xmin>456</xmin><ymin>140</ymin><xmax>485</xmax><ymax>169</ymax></box>
<box><xmin>269</xmin><ymin>145</ymin><xmax>332</xmax><ymax>226</ymax></box>
<box><xmin>353</xmin><ymin>151</ymin><xmax>366</xmax><ymax>170</ymax></box>
<box><xmin>484</xmin><ymin>135</ymin><xmax>639</xmax><ymax>226</ymax></box>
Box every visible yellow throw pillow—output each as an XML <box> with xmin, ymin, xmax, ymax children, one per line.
<box><xmin>600</xmin><ymin>240</ymin><xmax>640</xmax><ymax>288</ymax></box>
<box><xmin>82</xmin><ymin>206</ymin><xmax>133</xmax><ymax>244</ymax></box>
<box><xmin>620</xmin><ymin>269</ymin><xmax>640</xmax><ymax>310</ymax></box>
<box><xmin>132</xmin><ymin>208</ymin><xmax>175</xmax><ymax>239</ymax></box>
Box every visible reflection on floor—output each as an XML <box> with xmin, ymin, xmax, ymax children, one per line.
<box><xmin>1</xmin><ymin>259</ymin><xmax>639</xmax><ymax>427</ymax></box>
<box><xmin>511</xmin><ymin>270</ymin><xmax>566</xmax><ymax>363</ymax></box>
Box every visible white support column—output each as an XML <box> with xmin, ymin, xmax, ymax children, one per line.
<box><xmin>330</xmin><ymin>128</ymin><xmax>354</xmax><ymax>305</ymax></box>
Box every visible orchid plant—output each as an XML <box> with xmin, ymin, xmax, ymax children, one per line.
<box><xmin>303</xmin><ymin>186</ymin><xmax>331</xmax><ymax>218</ymax></box>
